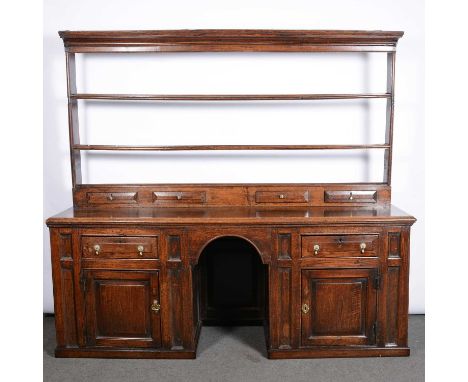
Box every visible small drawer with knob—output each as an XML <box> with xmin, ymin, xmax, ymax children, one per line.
<box><xmin>86</xmin><ymin>192</ymin><xmax>138</xmax><ymax>205</ymax></box>
<box><xmin>255</xmin><ymin>190</ymin><xmax>309</xmax><ymax>204</ymax></box>
<box><xmin>82</xmin><ymin>236</ymin><xmax>158</xmax><ymax>259</ymax></box>
<box><xmin>324</xmin><ymin>190</ymin><xmax>377</xmax><ymax>203</ymax></box>
<box><xmin>301</xmin><ymin>234</ymin><xmax>379</xmax><ymax>258</ymax></box>
<box><xmin>152</xmin><ymin>191</ymin><xmax>206</xmax><ymax>205</ymax></box>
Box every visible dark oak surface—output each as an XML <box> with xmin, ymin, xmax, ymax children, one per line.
<box><xmin>47</xmin><ymin>205</ymin><xmax>415</xmax><ymax>226</ymax></box>
<box><xmin>73</xmin><ymin>184</ymin><xmax>393</xmax><ymax>209</ymax></box>
<box><xmin>59</xmin><ymin>29</ymin><xmax>404</xmax><ymax>42</ymax></box>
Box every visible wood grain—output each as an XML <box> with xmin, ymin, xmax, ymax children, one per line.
<box><xmin>59</xmin><ymin>29</ymin><xmax>404</xmax><ymax>53</ymax></box>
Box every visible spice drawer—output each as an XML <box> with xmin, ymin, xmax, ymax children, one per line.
<box><xmin>324</xmin><ymin>190</ymin><xmax>377</xmax><ymax>203</ymax></box>
<box><xmin>255</xmin><ymin>190</ymin><xmax>309</xmax><ymax>204</ymax></box>
<box><xmin>87</xmin><ymin>192</ymin><xmax>138</xmax><ymax>205</ymax></box>
<box><xmin>152</xmin><ymin>191</ymin><xmax>206</xmax><ymax>204</ymax></box>
<box><xmin>301</xmin><ymin>234</ymin><xmax>379</xmax><ymax>258</ymax></box>
<box><xmin>82</xmin><ymin>236</ymin><xmax>158</xmax><ymax>259</ymax></box>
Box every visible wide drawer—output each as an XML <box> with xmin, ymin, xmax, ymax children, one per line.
<box><xmin>302</xmin><ymin>234</ymin><xmax>379</xmax><ymax>257</ymax></box>
<box><xmin>82</xmin><ymin>236</ymin><xmax>158</xmax><ymax>259</ymax></box>
<box><xmin>255</xmin><ymin>190</ymin><xmax>309</xmax><ymax>204</ymax></box>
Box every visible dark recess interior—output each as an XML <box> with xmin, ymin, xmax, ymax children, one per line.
<box><xmin>196</xmin><ymin>236</ymin><xmax>268</xmax><ymax>326</ymax></box>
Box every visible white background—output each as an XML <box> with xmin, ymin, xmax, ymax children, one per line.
<box><xmin>43</xmin><ymin>0</ymin><xmax>424</xmax><ymax>313</ymax></box>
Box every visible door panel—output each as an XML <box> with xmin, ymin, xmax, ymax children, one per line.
<box><xmin>301</xmin><ymin>268</ymin><xmax>378</xmax><ymax>347</ymax></box>
<box><xmin>84</xmin><ymin>270</ymin><xmax>161</xmax><ymax>348</ymax></box>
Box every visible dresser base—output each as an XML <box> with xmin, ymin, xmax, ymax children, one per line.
<box><xmin>47</xmin><ymin>206</ymin><xmax>416</xmax><ymax>360</ymax></box>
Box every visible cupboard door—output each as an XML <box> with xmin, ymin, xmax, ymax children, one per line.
<box><xmin>83</xmin><ymin>270</ymin><xmax>161</xmax><ymax>348</ymax></box>
<box><xmin>301</xmin><ymin>268</ymin><xmax>378</xmax><ymax>347</ymax></box>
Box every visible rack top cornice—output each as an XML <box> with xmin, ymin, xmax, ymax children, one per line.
<box><xmin>58</xmin><ymin>29</ymin><xmax>404</xmax><ymax>53</ymax></box>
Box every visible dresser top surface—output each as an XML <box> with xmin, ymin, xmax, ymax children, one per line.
<box><xmin>46</xmin><ymin>205</ymin><xmax>415</xmax><ymax>227</ymax></box>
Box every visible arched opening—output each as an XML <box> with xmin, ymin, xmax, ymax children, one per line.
<box><xmin>195</xmin><ymin>236</ymin><xmax>268</xmax><ymax>326</ymax></box>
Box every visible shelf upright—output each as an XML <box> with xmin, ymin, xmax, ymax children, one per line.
<box><xmin>65</xmin><ymin>52</ymin><xmax>82</xmax><ymax>188</ymax></box>
<box><xmin>384</xmin><ymin>51</ymin><xmax>396</xmax><ymax>185</ymax></box>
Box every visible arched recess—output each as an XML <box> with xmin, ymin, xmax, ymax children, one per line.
<box><xmin>193</xmin><ymin>234</ymin><xmax>270</xmax><ymax>266</ymax></box>
<box><xmin>194</xmin><ymin>236</ymin><xmax>268</xmax><ymax>326</ymax></box>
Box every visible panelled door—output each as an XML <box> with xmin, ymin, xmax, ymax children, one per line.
<box><xmin>301</xmin><ymin>268</ymin><xmax>378</xmax><ymax>347</ymax></box>
<box><xmin>83</xmin><ymin>270</ymin><xmax>162</xmax><ymax>348</ymax></box>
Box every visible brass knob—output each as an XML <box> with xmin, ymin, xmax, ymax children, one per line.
<box><xmin>279</xmin><ymin>194</ymin><xmax>285</xmax><ymax>199</ymax></box>
<box><xmin>349</xmin><ymin>192</ymin><xmax>353</xmax><ymax>200</ymax></box>
<box><xmin>151</xmin><ymin>299</ymin><xmax>161</xmax><ymax>313</ymax></box>
<box><xmin>360</xmin><ymin>242</ymin><xmax>366</xmax><ymax>254</ymax></box>
<box><xmin>313</xmin><ymin>244</ymin><xmax>320</xmax><ymax>255</ymax></box>
<box><xmin>137</xmin><ymin>245</ymin><xmax>144</xmax><ymax>256</ymax></box>
<box><xmin>176</xmin><ymin>195</ymin><xmax>182</xmax><ymax>200</ymax></box>
<box><xmin>93</xmin><ymin>244</ymin><xmax>101</xmax><ymax>255</ymax></box>
<box><xmin>302</xmin><ymin>303</ymin><xmax>310</xmax><ymax>314</ymax></box>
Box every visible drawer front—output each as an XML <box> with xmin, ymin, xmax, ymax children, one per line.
<box><xmin>152</xmin><ymin>191</ymin><xmax>206</xmax><ymax>204</ymax></box>
<box><xmin>82</xmin><ymin>236</ymin><xmax>158</xmax><ymax>259</ymax></box>
<box><xmin>87</xmin><ymin>192</ymin><xmax>138</xmax><ymax>205</ymax></box>
<box><xmin>302</xmin><ymin>234</ymin><xmax>379</xmax><ymax>258</ymax></box>
<box><xmin>255</xmin><ymin>190</ymin><xmax>309</xmax><ymax>204</ymax></box>
<box><xmin>324</xmin><ymin>190</ymin><xmax>377</xmax><ymax>203</ymax></box>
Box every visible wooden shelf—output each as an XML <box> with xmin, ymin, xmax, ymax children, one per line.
<box><xmin>71</xmin><ymin>93</ymin><xmax>392</xmax><ymax>101</ymax></box>
<box><xmin>73</xmin><ymin>144</ymin><xmax>390</xmax><ymax>151</ymax></box>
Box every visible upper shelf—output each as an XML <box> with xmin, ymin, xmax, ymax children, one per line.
<box><xmin>58</xmin><ymin>29</ymin><xmax>404</xmax><ymax>53</ymax></box>
<box><xmin>71</xmin><ymin>93</ymin><xmax>392</xmax><ymax>101</ymax></box>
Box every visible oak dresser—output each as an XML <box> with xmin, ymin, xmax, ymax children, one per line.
<box><xmin>47</xmin><ymin>30</ymin><xmax>416</xmax><ymax>359</ymax></box>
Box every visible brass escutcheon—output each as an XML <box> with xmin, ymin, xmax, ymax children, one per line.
<box><xmin>151</xmin><ymin>299</ymin><xmax>161</xmax><ymax>313</ymax></box>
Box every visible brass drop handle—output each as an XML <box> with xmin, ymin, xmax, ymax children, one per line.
<box><xmin>313</xmin><ymin>244</ymin><xmax>320</xmax><ymax>255</ymax></box>
<box><xmin>302</xmin><ymin>303</ymin><xmax>310</xmax><ymax>314</ymax></box>
<box><xmin>176</xmin><ymin>195</ymin><xmax>182</xmax><ymax>200</ymax></box>
<box><xmin>349</xmin><ymin>192</ymin><xmax>353</xmax><ymax>200</ymax></box>
<box><xmin>108</xmin><ymin>194</ymin><xmax>114</xmax><ymax>201</ymax></box>
<box><xmin>279</xmin><ymin>194</ymin><xmax>285</xmax><ymax>199</ymax></box>
<box><xmin>94</xmin><ymin>244</ymin><xmax>101</xmax><ymax>255</ymax></box>
<box><xmin>360</xmin><ymin>242</ymin><xmax>366</xmax><ymax>254</ymax></box>
<box><xmin>151</xmin><ymin>299</ymin><xmax>161</xmax><ymax>313</ymax></box>
<box><xmin>137</xmin><ymin>245</ymin><xmax>144</xmax><ymax>256</ymax></box>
